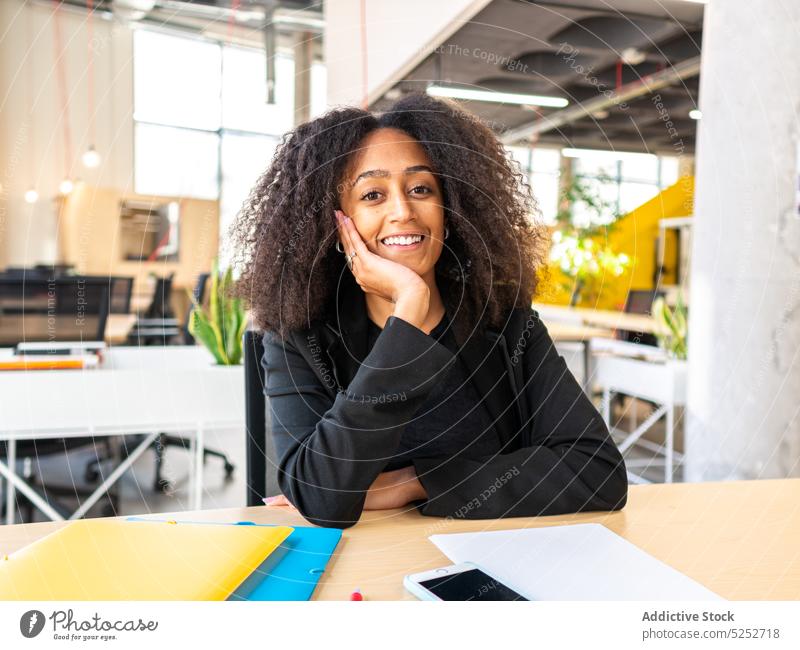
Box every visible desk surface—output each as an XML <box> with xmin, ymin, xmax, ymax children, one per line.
<box><xmin>1</xmin><ymin>479</ymin><xmax>798</xmax><ymax>600</ymax></box>
<box><xmin>546</xmin><ymin>321</ymin><xmax>614</xmax><ymax>342</ymax></box>
<box><xmin>535</xmin><ymin>303</ymin><xmax>657</xmax><ymax>335</ymax></box>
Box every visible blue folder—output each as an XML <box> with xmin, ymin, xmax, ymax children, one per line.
<box><xmin>127</xmin><ymin>518</ymin><xmax>342</xmax><ymax>601</ymax></box>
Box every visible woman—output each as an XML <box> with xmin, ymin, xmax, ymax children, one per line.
<box><xmin>232</xmin><ymin>93</ymin><xmax>627</xmax><ymax>529</ymax></box>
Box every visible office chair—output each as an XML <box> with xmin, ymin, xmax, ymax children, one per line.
<box><xmin>127</xmin><ymin>273</ymin><xmax>181</xmax><ymax>345</ymax></box>
<box><xmin>108</xmin><ymin>276</ymin><xmax>134</xmax><ymax>314</ymax></box>
<box><xmin>33</xmin><ymin>263</ymin><xmax>75</xmax><ymax>277</ymax></box>
<box><xmin>243</xmin><ymin>330</ymin><xmax>280</xmax><ymax>506</ymax></box>
<box><xmin>244</xmin><ymin>330</ymin><xmax>267</xmax><ymax>507</ymax></box>
<box><xmin>617</xmin><ymin>289</ymin><xmax>665</xmax><ymax>347</ymax></box>
<box><xmin>0</xmin><ymin>277</ymin><xmax>118</xmax><ymax>521</ymax></box>
<box><xmin>0</xmin><ymin>276</ymin><xmax>110</xmax><ymax>347</ymax></box>
<box><xmin>142</xmin><ymin>272</ymin><xmax>234</xmax><ymax>493</ymax></box>
<box><xmin>182</xmin><ymin>272</ymin><xmax>210</xmax><ymax>345</ymax></box>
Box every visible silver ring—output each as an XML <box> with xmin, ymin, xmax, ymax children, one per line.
<box><xmin>349</xmin><ymin>251</ymin><xmax>357</xmax><ymax>261</ymax></box>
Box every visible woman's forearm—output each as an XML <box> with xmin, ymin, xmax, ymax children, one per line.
<box><xmin>267</xmin><ymin>318</ymin><xmax>453</xmax><ymax>528</ymax></box>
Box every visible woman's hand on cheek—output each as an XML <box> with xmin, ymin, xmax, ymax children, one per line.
<box><xmin>335</xmin><ymin>210</ymin><xmax>430</xmax><ymax>328</ymax></box>
<box><xmin>362</xmin><ymin>466</ymin><xmax>428</xmax><ymax>510</ymax></box>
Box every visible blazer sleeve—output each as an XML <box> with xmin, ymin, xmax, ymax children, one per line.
<box><xmin>263</xmin><ymin>315</ymin><xmax>454</xmax><ymax>528</ymax></box>
<box><xmin>412</xmin><ymin>312</ymin><xmax>628</xmax><ymax>519</ymax></box>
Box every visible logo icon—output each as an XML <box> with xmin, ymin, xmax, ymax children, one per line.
<box><xmin>20</xmin><ymin>610</ymin><xmax>45</xmax><ymax>638</ymax></box>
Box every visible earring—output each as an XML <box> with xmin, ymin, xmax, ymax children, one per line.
<box><xmin>336</xmin><ymin>241</ymin><xmax>344</xmax><ymax>253</ymax></box>
<box><xmin>444</xmin><ymin>226</ymin><xmax>450</xmax><ymax>240</ymax></box>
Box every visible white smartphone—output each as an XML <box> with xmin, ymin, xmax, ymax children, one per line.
<box><xmin>404</xmin><ymin>561</ymin><xmax>531</xmax><ymax>601</ymax></box>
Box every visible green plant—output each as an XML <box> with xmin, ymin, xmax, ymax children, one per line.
<box><xmin>651</xmin><ymin>294</ymin><xmax>687</xmax><ymax>360</ymax></box>
<box><xmin>187</xmin><ymin>259</ymin><xmax>248</xmax><ymax>365</ymax></box>
<box><xmin>550</xmin><ymin>174</ymin><xmax>632</xmax><ymax>305</ymax></box>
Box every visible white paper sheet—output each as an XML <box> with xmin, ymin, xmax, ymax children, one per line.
<box><xmin>430</xmin><ymin>524</ymin><xmax>722</xmax><ymax>601</ymax></box>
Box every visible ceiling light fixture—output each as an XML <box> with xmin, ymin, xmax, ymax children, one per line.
<box><xmin>59</xmin><ymin>178</ymin><xmax>75</xmax><ymax>195</ymax></box>
<box><xmin>426</xmin><ymin>85</ymin><xmax>568</xmax><ymax>109</ymax></box>
<box><xmin>24</xmin><ymin>188</ymin><xmax>39</xmax><ymax>204</ymax></box>
<box><xmin>620</xmin><ymin>48</ymin><xmax>646</xmax><ymax>66</ymax></box>
<box><xmin>82</xmin><ymin>145</ymin><xmax>101</xmax><ymax>169</ymax></box>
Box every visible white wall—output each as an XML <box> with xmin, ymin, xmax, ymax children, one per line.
<box><xmin>323</xmin><ymin>0</ymin><xmax>492</xmax><ymax>107</ymax></box>
<box><xmin>0</xmin><ymin>0</ymin><xmax>134</xmax><ymax>268</ymax></box>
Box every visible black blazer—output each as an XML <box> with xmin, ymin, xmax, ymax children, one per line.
<box><xmin>262</xmin><ymin>279</ymin><xmax>627</xmax><ymax>529</ymax></box>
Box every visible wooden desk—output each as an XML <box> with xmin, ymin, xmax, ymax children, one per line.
<box><xmin>535</xmin><ymin>303</ymin><xmax>657</xmax><ymax>335</ymax></box>
<box><xmin>1</xmin><ymin>480</ymin><xmax>798</xmax><ymax>600</ymax></box>
<box><xmin>546</xmin><ymin>322</ymin><xmax>614</xmax><ymax>342</ymax></box>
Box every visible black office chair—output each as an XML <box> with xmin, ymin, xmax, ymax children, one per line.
<box><xmin>243</xmin><ymin>330</ymin><xmax>281</xmax><ymax>506</ymax></box>
<box><xmin>617</xmin><ymin>289</ymin><xmax>664</xmax><ymax>347</ymax></box>
<box><xmin>0</xmin><ymin>276</ymin><xmax>110</xmax><ymax>346</ymax></box>
<box><xmin>33</xmin><ymin>263</ymin><xmax>75</xmax><ymax>277</ymax></box>
<box><xmin>108</xmin><ymin>276</ymin><xmax>134</xmax><ymax>314</ymax></box>
<box><xmin>138</xmin><ymin>272</ymin><xmax>235</xmax><ymax>493</ymax></box>
<box><xmin>127</xmin><ymin>273</ymin><xmax>181</xmax><ymax>345</ymax></box>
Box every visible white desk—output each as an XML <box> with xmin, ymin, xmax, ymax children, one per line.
<box><xmin>0</xmin><ymin>346</ymin><xmax>244</xmax><ymax>523</ymax></box>
<box><xmin>596</xmin><ymin>353</ymin><xmax>686</xmax><ymax>484</ymax></box>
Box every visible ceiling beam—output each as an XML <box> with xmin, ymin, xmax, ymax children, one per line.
<box><xmin>500</xmin><ymin>55</ymin><xmax>701</xmax><ymax>144</ymax></box>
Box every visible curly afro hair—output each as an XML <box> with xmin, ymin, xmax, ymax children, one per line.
<box><xmin>231</xmin><ymin>92</ymin><xmax>547</xmax><ymax>342</ymax></box>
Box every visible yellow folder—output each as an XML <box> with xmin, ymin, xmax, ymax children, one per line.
<box><xmin>0</xmin><ymin>519</ymin><xmax>293</xmax><ymax>600</ymax></box>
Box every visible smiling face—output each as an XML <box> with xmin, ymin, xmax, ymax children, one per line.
<box><xmin>338</xmin><ymin>128</ymin><xmax>446</xmax><ymax>280</ymax></box>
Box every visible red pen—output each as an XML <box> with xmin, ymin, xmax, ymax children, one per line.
<box><xmin>350</xmin><ymin>588</ymin><xmax>363</xmax><ymax>601</ymax></box>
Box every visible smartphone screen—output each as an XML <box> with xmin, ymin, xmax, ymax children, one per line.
<box><xmin>418</xmin><ymin>568</ymin><xmax>528</xmax><ymax>601</ymax></box>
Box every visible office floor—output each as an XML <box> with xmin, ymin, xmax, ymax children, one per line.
<box><xmin>1</xmin><ymin>397</ymin><xmax>678</xmax><ymax>524</ymax></box>
<box><xmin>1</xmin><ymin>427</ymin><xmax>254</xmax><ymax>523</ymax></box>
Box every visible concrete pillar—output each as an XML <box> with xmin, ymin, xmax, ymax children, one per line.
<box><xmin>293</xmin><ymin>32</ymin><xmax>313</xmax><ymax>126</ymax></box>
<box><xmin>686</xmin><ymin>0</ymin><xmax>800</xmax><ymax>480</ymax></box>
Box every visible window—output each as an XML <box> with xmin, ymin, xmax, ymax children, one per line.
<box><xmin>568</xmin><ymin>148</ymin><xmax>682</xmax><ymax>225</ymax></box>
<box><xmin>133</xmin><ymin>27</ymin><xmax>305</xmax><ymax>244</ymax></box>
<box><xmin>219</xmin><ymin>132</ymin><xmax>277</xmax><ymax>244</ymax></box>
<box><xmin>134</xmin><ymin>123</ymin><xmax>220</xmax><ymax>200</ymax></box>
<box><xmin>504</xmin><ymin>145</ymin><xmax>560</xmax><ymax>223</ymax></box>
<box><xmin>310</xmin><ymin>61</ymin><xmax>328</xmax><ymax>118</ymax></box>
<box><xmin>222</xmin><ymin>46</ymin><xmax>294</xmax><ymax>135</ymax></box>
<box><xmin>133</xmin><ymin>29</ymin><xmax>222</xmax><ymax>131</ymax></box>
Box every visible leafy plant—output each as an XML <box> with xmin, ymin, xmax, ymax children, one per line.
<box><xmin>187</xmin><ymin>259</ymin><xmax>248</xmax><ymax>365</ymax></box>
<box><xmin>651</xmin><ymin>294</ymin><xmax>687</xmax><ymax>360</ymax></box>
<box><xmin>550</xmin><ymin>174</ymin><xmax>632</xmax><ymax>305</ymax></box>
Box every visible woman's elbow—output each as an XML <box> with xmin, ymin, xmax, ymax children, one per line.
<box><xmin>598</xmin><ymin>461</ymin><xmax>628</xmax><ymax>511</ymax></box>
<box><xmin>277</xmin><ymin>473</ymin><xmax>364</xmax><ymax>529</ymax></box>
<box><xmin>295</xmin><ymin>502</ymin><xmax>361</xmax><ymax>529</ymax></box>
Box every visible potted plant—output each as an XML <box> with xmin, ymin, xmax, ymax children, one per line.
<box><xmin>187</xmin><ymin>259</ymin><xmax>248</xmax><ymax>365</ymax></box>
<box><xmin>651</xmin><ymin>294</ymin><xmax>687</xmax><ymax>361</ymax></box>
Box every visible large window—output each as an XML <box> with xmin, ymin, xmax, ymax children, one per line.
<box><xmin>505</xmin><ymin>146</ymin><xmax>561</xmax><ymax>223</ymax></box>
<box><xmin>568</xmin><ymin>148</ymin><xmax>680</xmax><ymax>226</ymax></box>
<box><xmin>133</xmin><ymin>28</ymin><xmax>321</xmax><ymax>247</ymax></box>
<box><xmin>505</xmin><ymin>145</ymin><xmax>680</xmax><ymax>227</ymax></box>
